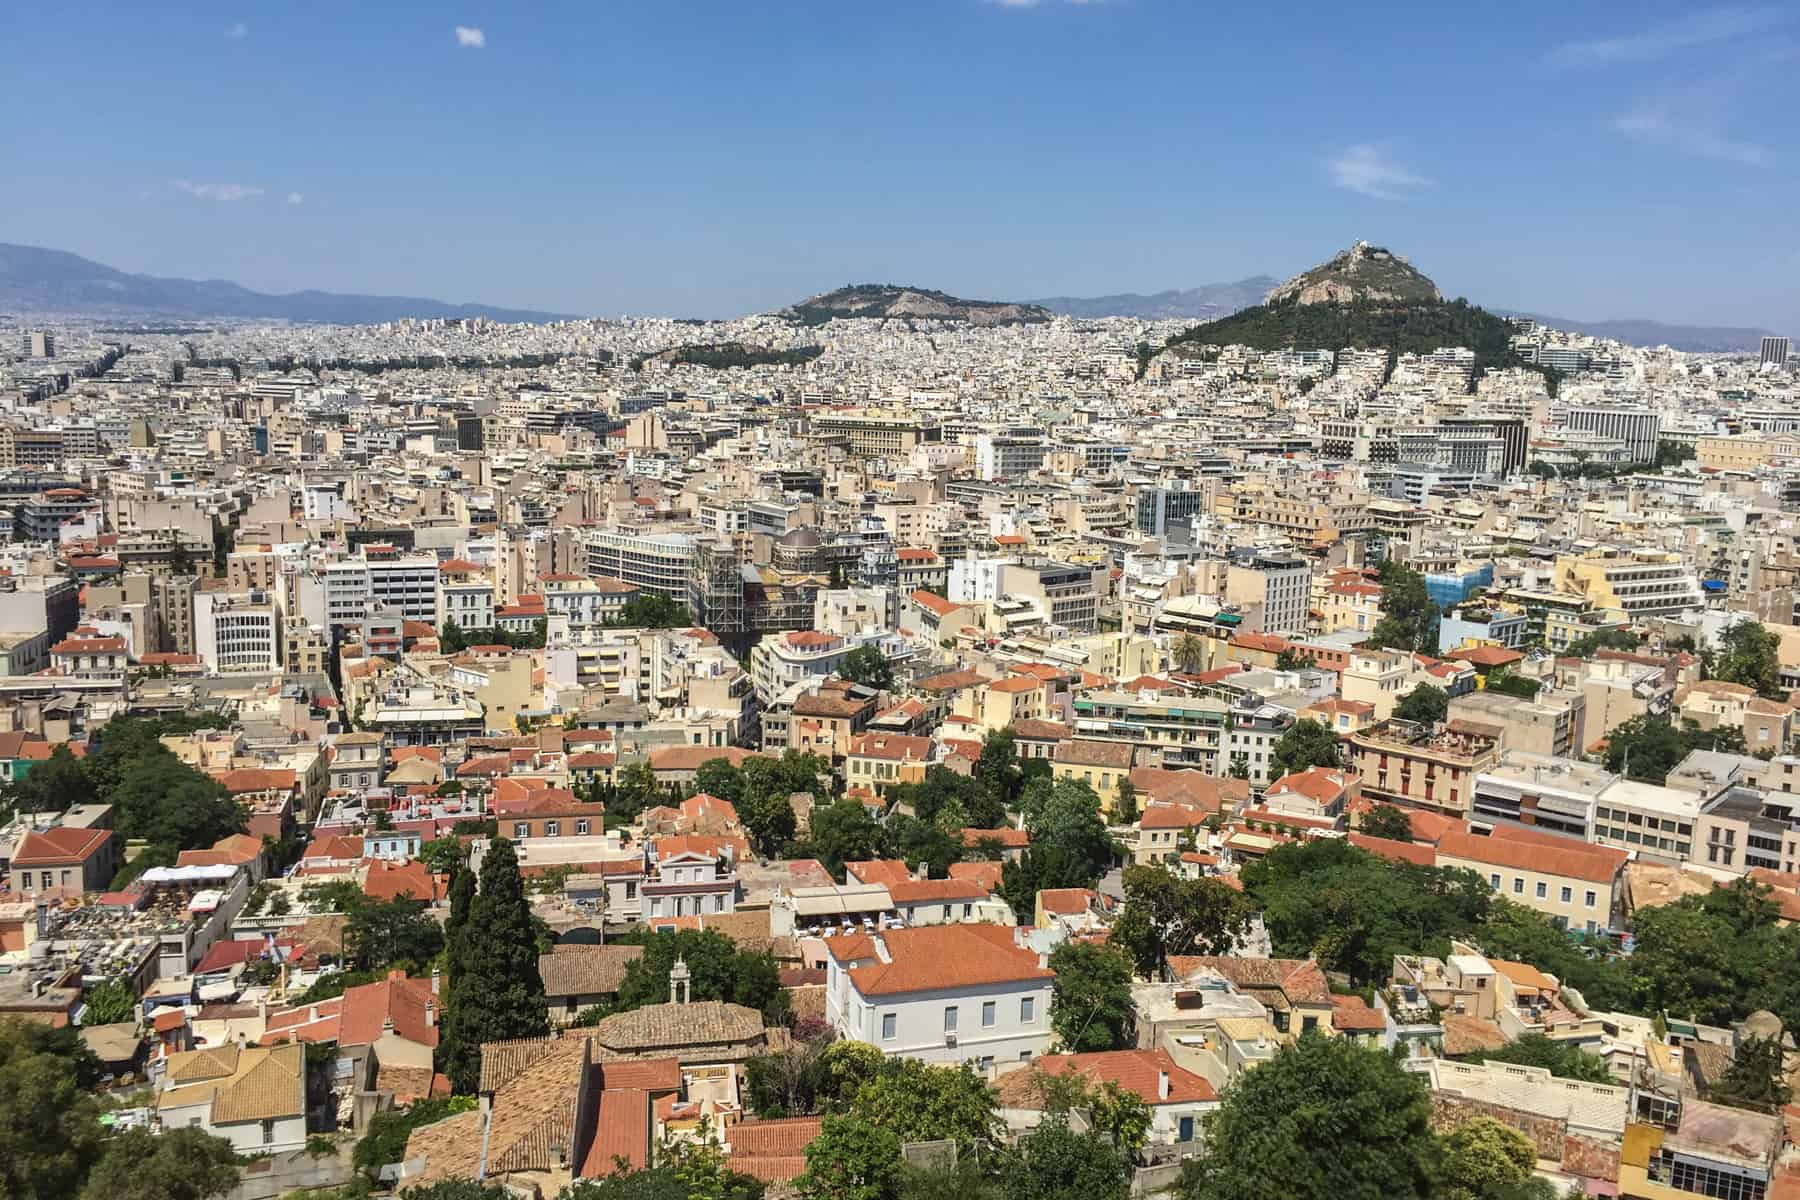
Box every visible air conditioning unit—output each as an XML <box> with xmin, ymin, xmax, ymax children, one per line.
<box><xmin>944</xmin><ymin>1032</ymin><xmax>958</xmax><ymax>1047</ymax></box>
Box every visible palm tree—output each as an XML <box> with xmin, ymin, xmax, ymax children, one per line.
<box><xmin>1172</xmin><ymin>633</ymin><xmax>1206</xmax><ymax>674</ymax></box>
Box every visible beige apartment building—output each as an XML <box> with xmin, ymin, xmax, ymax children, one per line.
<box><xmin>1346</xmin><ymin>720</ymin><xmax>1501</xmax><ymax>818</ymax></box>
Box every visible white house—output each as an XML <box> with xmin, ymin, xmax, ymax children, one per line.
<box><xmin>643</xmin><ymin>838</ymin><xmax>738</xmax><ymax>920</ymax></box>
<box><xmin>154</xmin><ymin>1041</ymin><xmax>307</xmax><ymax>1153</ymax></box>
<box><xmin>999</xmin><ymin>1049</ymin><xmax>1221</xmax><ymax>1150</ymax></box>
<box><xmin>823</xmin><ymin>925</ymin><xmax>1054</xmax><ymax>1072</ymax></box>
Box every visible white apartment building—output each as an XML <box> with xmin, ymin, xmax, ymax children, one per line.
<box><xmin>194</xmin><ymin>590</ymin><xmax>283</xmax><ymax>673</ymax></box>
<box><xmin>436</xmin><ymin>569</ymin><xmax>496</xmax><ymax>631</ymax></box>
<box><xmin>584</xmin><ymin>530</ymin><xmax>695</xmax><ymax>600</ymax></box>
<box><xmin>824</xmin><ymin>925</ymin><xmax>1055</xmax><ymax>1071</ymax></box>
<box><xmin>749</xmin><ymin>630</ymin><xmax>853</xmax><ymax>705</ymax></box>
<box><xmin>321</xmin><ymin>554</ymin><xmax>439</xmax><ymax>627</ymax></box>
<box><xmin>1592</xmin><ymin>779</ymin><xmax>1699</xmax><ymax>862</ymax></box>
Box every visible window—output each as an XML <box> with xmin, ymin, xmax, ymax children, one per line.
<box><xmin>1585</xmin><ymin>891</ymin><xmax>1597</xmax><ymax>907</ymax></box>
<box><xmin>1561</xmin><ymin>886</ymin><xmax>1573</xmax><ymax>903</ymax></box>
<box><xmin>881</xmin><ymin>1013</ymin><xmax>897</xmax><ymax>1041</ymax></box>
<box><xmin>576</xmin><ymin>820</ymin><xmax>590</xmax><ymax>835</ymax></box>
<box><xmin>514</xmin><ymin>822</ymin><xmax>529</xmax><ymax>838</ymax></box>
<box><xmin>1020</xmin><ymin>997</ymin><xmax>1035</xmax><ymax>1023</ymax></box>
<box><xmin>1489</xmin><ymin>873</ymin><xmax>1501</xmax><ymax>890</ymax></box>
<box><xmin>943</xmin><ymin>904</ymin><xmax>952</xmax><ymax>920</ymax></box>
<box><xmin>1513</xmin><ymin>878</ymin><xmax>1524</xmax><ymax>895</ymax></box>
<box><xmin>262</xmin><ymin>1119</ymin><xmax>275</xmax><ymax>1145</ymax></box>
<box><xmin>963</xmin><ymin>903</ymin><xmax>973</xmax><ymax>919</ymax></box>
<box><xmin>982</xmin><ymin>1001</ymin><xmax>996</xmax><ymax>1027</ymax></box>
<box><xmin>1178</xmin><ymin>1116</ymin><xmax>1195</xmax><ymax>1143</ymax></box>
<box><xmin>944</xmin><ymin>1006</ymin><xmax>959</xmax><ymax>1032</ymax></box>
<box><xmin>545</xmin><ymin>820</ymin><xmax>560</xmax><ymax>837</ymax></box>
<box><xmin>1536</xmin><ymin>881</ymin><xmax>1547</xmax><ymax>899</ymax></box>
<box><xmin>714</xmin><ymin>894</ymin><xmax>725</xmax><ymax>913</ymax></box>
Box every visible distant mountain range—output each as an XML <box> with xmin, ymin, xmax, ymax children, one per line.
<box><xmin>0</xmin><ymin>243</ymin><xmax>574</xmax><ymax>325</ymax></box>
<box><xmin>1029</xmin><ymin>277</ymin><xmax>1277</xmax><ymax>321</ymax></box>
<box><xmin>1495</xmin><ymin>312</ymin><xmax>1778</xmax><ymax>354</ymax></box>
<box><xmin>777</xmin><ymin>284</ymin><xmax>1051</xmax><ymax>327</ymax></box>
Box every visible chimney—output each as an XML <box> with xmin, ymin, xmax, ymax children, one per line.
<box><xmin>431</xmin><ymin>966</ymin><xmax>441</xmax><ymax>996</ymax></box>
<box><xmin>1158</xmin><ymin>1070</ymin><xmax>1170</xmax><ymax>1101</ymax></box>
<box><xmin>426</xmin><ymin>999</ymin><xmax>437</xmax><ymax>1027</ymax></box>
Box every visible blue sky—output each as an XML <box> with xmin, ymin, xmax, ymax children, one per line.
<box><xmin>2</xmin><ymin>1</ymin><xmax>1794</xmax><ymax>328</ymax></box>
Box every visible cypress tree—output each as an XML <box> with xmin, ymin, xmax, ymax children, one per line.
<box><xmin>437</xmin><ymin>839</ymin><xmax>550</xmax><ymax>1094</ymax></box>
<box><xmin>443</xmin><ymin>863</ymin><xmax>475</xmax><ymax>997</ymax></box>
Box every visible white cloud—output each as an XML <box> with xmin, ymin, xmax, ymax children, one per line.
<box><xmin>224</xmin><ymin>22</ymin><xmax>248</xmax><ymax>39</ymax></box>
<box><xmin>173</xmin><ymin>180</ymin><xmax>266</xmax><ymax>202</ymax></box>
<box><xmin>286</xmin><ymin>192</ymin><xmax>305</xmax><ymax>206</ymax></box>
<box><xmin>1613</xmin><ymin>111</ymin><xmax>1773</xmax><ymax>166</ymax></box>
<box><xmin>1326</xmin><ymin>144</ymin><xmax>1430</xmax><ymax>199</ymax></box>
<box><xmin>1546</xmin><ymin>6</ymin><xmax>1785</xmax><ymax>67</ymax></box>
<box><xmin>454</xmin><ymin>25</ymin><xmax>486</xmax><ymax>48</ymax></box>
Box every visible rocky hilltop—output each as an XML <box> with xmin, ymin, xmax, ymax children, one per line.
<box><xmin>1265</xmin><ymin>241</ymin><xmax>1441</xmax><ymax>306</ymax></box>
<box><xmin>779</xmin><ymin>284</ymin><xmax>1052</xmax><ymax>327</ymax></box>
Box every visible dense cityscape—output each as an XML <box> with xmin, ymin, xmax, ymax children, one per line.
<box><xmin>1</xmin><ymin>235</ymin><xmax>1798</xmax><ymax>1200</ymax></box>
<box><xmin>4</xmin><ymin>1</ymin><xmax>1800</xmax><ymax>1196</ymax></box>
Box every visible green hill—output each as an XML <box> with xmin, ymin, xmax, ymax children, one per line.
<box><xmin>1162</xmin><ymin>296</ymin><xmax>1554</xmax><ymax>392</ymax></box>
<box><xmin>630</xmin><ymin>342</ymin><xmax>824</xmax><ymax>371</ymax></box>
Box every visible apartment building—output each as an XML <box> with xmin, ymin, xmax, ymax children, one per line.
<box><xmin>583</xmin><ymin>530</ymin><xmax>696</xmax><ymax>600</ymax></box>
<box><xmin>1070</xmin><ymin>690</ymin><xmax>1230</xmax><ymax>773</ymax></box>
<box><xmin>194</xmin><ymin>590</ymin><xmax>283</xmax><ymax>673</ymax></box>
<box><xmin>1346</xmin><ymin>720</ymin><xmax>1502</xmax><ymax>818</ymax></box>
<box><xmin>1224</xmin><ymin>552</ymin><xmax>1311</xmax><ymax>636</ymax></box>
<box><xmin>1436</xmin><ymin>828</ymin><xmax>1624</xmax><ymax>934</ymax></box>
<box><xmin>1554</xmin><ymin>548</ymin><xmax>1703</xmax><ymax>620</ymax></box>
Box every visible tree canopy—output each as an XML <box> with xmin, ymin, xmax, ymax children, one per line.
<box><xmin>1269</xmin><ymin>719</ymin><xmax>1341</xmax><ymax>779</ymax></box>
<box><xmin>1109</xmin><ymin>864</ymin><xmax>1252</xmax><ymax>977</ymax></box>
<box><xmin>438</xmin><ymin>838</ymin><xmax>550</xmax><ymax>1094</ymax></box>
<box><xmin>609</xmin><ymin>928</ymin><xmax>786</xmax><ymax>1023</ymax></box>
<box><xmin>1366</xmin><ymin>560</ymin><xmax>1439</xmax><ymax>655</ymax></box>
<box><xmin>840</xmin><ymin>645</ymin><xmax>896</xmax><ymax>692</ymax></box>
<box><xmin>1048</xmin><ymin>940</ymin><xmax>1136</xmax><ymax>1052</ymax></box>
<box><xmin>1357</xmin><ymin>804</ymin><xmax>1414</xmax><ymax>842</ymax></box>
<box><xmin>1179</xmin><ymin>1034</ymin><xmax>1437</xmax><ymax>1200</ymax></box>
<box><xmin>1709</xmin><ymin>621</ymin><xmax>1784</xmax><ymax>698</ymax></box>
<box><xmin>1392</xmin><ymin>684</ymin><xmax>1448</xmax><ymax>726</ymax></box>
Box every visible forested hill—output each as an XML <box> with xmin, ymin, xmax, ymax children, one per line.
<box><xmin>1162</xmin><ymin>295</ymin><xmax>1554</xmax><ymax>391</ymax></box>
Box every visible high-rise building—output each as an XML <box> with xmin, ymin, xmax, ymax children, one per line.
<box><xmin>21</xmin><ymin>331</ymin><xmax>53</xmax><ymax>358</ymax></box>
<box><xmin>1763</xmin><ymin>336</ymin><xmax>1791</xmax><ymax>368</ymax></box>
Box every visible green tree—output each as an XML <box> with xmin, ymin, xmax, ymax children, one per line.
<box><xmin>1708</xmin><ymin>1034</ymin><xmax>1793</xmax><ymax>1114</ymax></box>
<box><xmin>1048</xmin><ymin>941</ymin><xmax>1135</xmax><ymax>1052</ymax></box>
<box><xmin>1180</xmin><ymin>1035</ymin><xmax>1436</xmax><ymax>1200</ymax></box>
<box><xmin>608</xmin><ymin>594</ymin><xmax>693</xmax><ymax>630</ymax></box>
<box><xmin>799</xmin><ymin>1115</ymin><xmax>903</xmax><ymax>1200</ymax></box>
<box><xmin>975</xmin><ymin>729</ymin><xmax>1024</xmax><ymax>817</ymax></box>
<box><xmin>1110</xmin><ymin>864</ymin><xmax>1251</xmax><ymax>977</ymax></box>
<box><xmin>896</xmin><ymin>1156</ymin><xmax>1003</xmax><ymax>1200</ymax></box>
<box><xmin>742</xmin><ymin>789</ymin><xmax>800</xmax><ymax>858</ymax></box>
<box><xmin>1392</xmin><ymin>684</ymin><xmax>1448</xmax><ymax>726</ymax></box>
<box><xmin>439</xmin><ymin>620</ymin><xmax>469</xmax><ymax>654</ymax></box>
<box><xmin>1027</xmin><ymin>778</ymin><xmax>1115</xmax><ymax>879</ymax></box>
<box><xmin>1111</xmin><ymin>777</ymin><xmax>1139</xmax><ymax>825</ymax></box>
<box><xmin>80</xmin><ymin>1126</ymin><xmax>239</xmax><ymax>1200</ymax></box>
<box><xmin>1563</xmin><ymin>627</ymin><xmax>1640</xmax><ymax>658</ymax></box>
<box><xmin>1002</xmin><ymin>1118</ymin><xmax>1127</xmax><ymax>1200</ymax></box>
<box><xmin>610</xmin><ymin>928</ymin><xmax>786</xmax><ymax>1022</ymax></box>
<box><xmin>0</xmin><ymin>1018</ymin><xmax>105</xmax><ymax>1200</ymax></box>
<box><xmin>419</xmin><ymin>835</ymin><xmax>468</xmax><ymax>875</ymax></box>
<box><xmin>1269</xmin><ymin>718</ymin><xmax>1340</xmax><ymax>779</ymax></box>
<box><xmin>693</xmin><ymin>758</ymin><xmax>746</xmax><ymax>804</ymax></box>
<box><xmin>1711</xmin><ymin>621</ymin><xmax>1783</xmax><ymax>697</ymax></box>
<box><xmin>1367</xmin><ymin>560</ymin><xmax>1439</xmax><ymax>654</ymax></box>
<box><xmin>437</xmin><ymin>839</ymin><xmax>550</xmax><ymax>1094</ymax></box>
<box><xmin>853</xmin><ymin>1059</ymin><xmax>1003</xmax><ymax>1156</ymax></box>
<box><xmin>345</xmin><ymin>897</ymin><xmax>445</xmax><ymax>973</ymax></box>
<box><xmin>841</xmin><ymin>645</ymin><xmax>896</xmax><ymax>692</ymax></box>
<box><xmin>1357</xmin><ymin>804</ymin><xmax>1414</xmax><ymax>842</ymax></box>
<box><xmin>1437</xmin><ymin>1117</ymin><xmax>1553</xmax><ymax>1200</ymax></box>
<box><xmin>1274</xmin><ymin>647</ymin><xmax>1309</xmax><ymax>672</ymax></box>
<box><xmin>808</xmin><ymin>799</ymin><xmax>888</xmax><ymax>877</ymax></box>
<box><xmin>1171</xmin><ymin>633</ymin><xmax>1207</xmax><ymax>674</ymax></box>
<box><xmin>6</xmin><ymin>744</ymin><xmax>96</xmax><ymax>815</ymax></box>
<box><xmin>80</xmin><ymin>978</ymin><xmax>137</xmax><ymax>1026</ymax></box>
<box><xmin>443</xmin><ymin>863</ymin><xmax>476</xmax><ymax>997</ymax></box>
<box><xmin>1461</xmin><ymin>1033</ymin><xmax>1611</xmax><ymax>1083</ymax></box>
<box><xmin>610</xmin><ymin>761</ymin><xmax>659</xmax><ymax>824</ymax></box>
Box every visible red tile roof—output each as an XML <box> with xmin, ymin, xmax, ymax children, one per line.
<box><xmin>1031</xmin><ymin>1048</ymin><xmax>1217</xmax><ymax>1104</ymax></box>
<box><xmin>823</xmin><ymin>925</ymin><xmax>1052</xmax><ymax>996</ymax></box>
<box><xmin>10</xmin><ymin>826</ymin><xmax>110</xmax><ymax>866</ymax></box>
